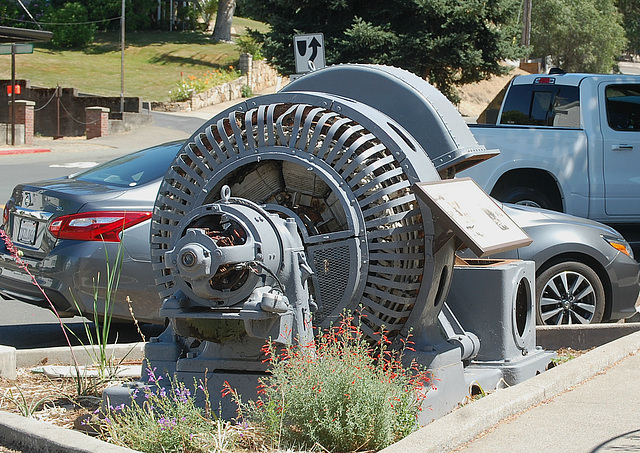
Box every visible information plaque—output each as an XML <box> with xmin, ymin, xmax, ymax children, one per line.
<box><xmin>413</xmin><ymin>177</ymin><xmax>532</xmax><ymax>257</ymax></box>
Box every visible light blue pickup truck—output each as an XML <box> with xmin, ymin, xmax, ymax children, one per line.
<box><xmin>461</xmin><ymin>72</ymin><xmax>640</xmax><ymax>242</ymax></box>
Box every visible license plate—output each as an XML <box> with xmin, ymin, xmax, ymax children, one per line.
<box><xmin>17</xmin><ymin>219</ymin><xmax>38</xmax><ymax>245</ymax></box>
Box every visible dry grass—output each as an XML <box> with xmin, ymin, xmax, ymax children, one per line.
<box><xmin>0</xmin><ymin>366</ymin><xmax>134</xmax><ymax>430</ymax></box>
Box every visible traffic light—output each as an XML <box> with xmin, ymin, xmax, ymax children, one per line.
<box><xmin>6</xmin><ymin>84</ymin><xmax>21</xmax><ymax>95</ymax></box>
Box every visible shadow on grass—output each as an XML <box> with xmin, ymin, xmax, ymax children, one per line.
<box><xmin>32</xmin><ymin>31</ymin><xmax>226</xmax><ymax>55</ymax></box>
<box><xmin>148</xmin><ymin>51</ymin><xmax>237</xmax><ymax>68</ymax></box>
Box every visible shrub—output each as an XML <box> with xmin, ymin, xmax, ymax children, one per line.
<box><xmin>46</xmin><ymin>2</ymin><xmax>96</xmax><ymax>48</ymax></box>
<box><xmin>226</xmin><ymin>312</ymin><xmax>432</xmax><ymax>452</ymax></box>
<box><xmin>236</xmin><ymin>34</ymin><xmax>263</xmax><ymax>59</ymax></box>
<box><xmin>241</xmin><ymin>84</ymin><xmax>253</xmax><ymax>98</ymax></box>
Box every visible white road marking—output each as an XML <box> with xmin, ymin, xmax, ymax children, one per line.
<box><xmin>49</xmin><ymin>162</ymin><xmax>99</xmax><ymax>169</ymax></box>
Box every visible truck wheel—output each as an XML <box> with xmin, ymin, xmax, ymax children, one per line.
<box><xmin>501</xmin><ymin>187</ymin><xmax>553</xmax><ymax>210</ymax></box>
<box><xmin>536</xmin><ymin>261</ymin><xmax>605</xmax><ymax>325</ymax></box>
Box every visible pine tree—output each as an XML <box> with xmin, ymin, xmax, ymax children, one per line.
<box><xmin>241</xmin><ymin>0</ymin><xmax>525</xmax><ymax>103</ymax></box>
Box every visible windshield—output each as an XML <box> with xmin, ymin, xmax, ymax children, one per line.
<box><xmin>73</xmin><ymin>141</ymin><xmax>182</xmax><ymax>188</ymax></box>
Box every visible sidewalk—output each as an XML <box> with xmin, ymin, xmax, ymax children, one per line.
<box><xmin>455</xmin><ymin>350</ymin><xmax>640</xmax><ymax>452</ymax></box>
<box><xmin>383</xmin><ymin>328</ymin><xmax>640</xmax><ymax>453</ymax></box>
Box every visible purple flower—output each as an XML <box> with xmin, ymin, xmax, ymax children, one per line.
<box><xmin>157</xmin><ymin>416</ymin><xmax>177</xmax><ymax>431</ymax></box>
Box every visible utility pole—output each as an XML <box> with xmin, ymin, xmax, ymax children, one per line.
<box><xmin>120</xmin><ymin>0</ymin><xmax>125</xmax><ymax>113</ymax></box>
<box><xmin>522</xmin><ymin>0</ymin><xmax>532</xmax><ymax>48</ymax></box>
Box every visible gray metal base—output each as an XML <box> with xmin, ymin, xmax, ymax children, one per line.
<box><xmin>467</xmin><ymin>347</ymin><xmax>557</xmax><ymax>386</ymax></box>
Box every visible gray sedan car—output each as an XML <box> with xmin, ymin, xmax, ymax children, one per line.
<box><xmin>1</xmin><ymin>142</ymin><xmax>638</xmax><ymax>326</ymax></box>
<box><xmin>0</xmin><ymin>141</ymin><xmax>182</xmax><ymax>324</ymax></box>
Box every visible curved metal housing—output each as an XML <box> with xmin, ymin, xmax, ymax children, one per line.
<box><xmin>282</xmin><ymin>64</ymin><xmax>498</xmax><ymax>175</ymax></box>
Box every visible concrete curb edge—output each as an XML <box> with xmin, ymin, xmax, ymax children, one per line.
<box><xmin>0</xmin><ymin>410</ymin><xmax>138</xmax><ymax>453</ymax></box>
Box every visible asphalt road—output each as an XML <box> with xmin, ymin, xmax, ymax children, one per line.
<box><xmin>619</xmin><ymin>61</ymin><xmax>640</xmax><ymax>75</ymax></box>
<box><xmin>0</xmin><ymin>111</ymin><xmax>204</xmax><ymax>205</ymax></box>
<box><xmin>0</xmin><ymin>293</ymin><xmax>163</xmax><ymax>349</ymax></box>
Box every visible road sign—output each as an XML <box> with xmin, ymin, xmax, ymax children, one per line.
<box><xmin>294</xmin><ymin>33</ymin><xmax>325</xmax><ymax>73</ymax></box>
<box><xmin>0</xmin><ymin>43</ymin><xmax>34</xmax><ymax>55</ymax></box>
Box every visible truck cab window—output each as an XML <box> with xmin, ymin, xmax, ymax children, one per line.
<box><xmin>500</xmin><ymin>84</ymin><xmax>580</xmax><ymax>128</ymax></box>
<box><xmin>606</xmin><ymin>85</ymin><xmax>640</xmax><ymax>131</ymax></box>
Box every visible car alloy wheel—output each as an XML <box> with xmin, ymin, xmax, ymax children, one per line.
<box><xmin>536</xmin><ymin>261</ymin><xmax>605</xmax><ymax>325</ymax></box>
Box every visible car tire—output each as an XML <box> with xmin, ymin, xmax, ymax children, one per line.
<box><xmin>536</xmin><ymin>261</ymin><xmax>605</xmax><ymax>325</ymax></box>
<box><xmin>501</xmin><ymin>187</ymin><xmax>555</xmax><ymax>210</ymax></box>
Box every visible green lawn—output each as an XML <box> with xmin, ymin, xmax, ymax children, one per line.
<box><xmin>0</xmin><ymin>17</ymin><xmax>269</xmax><ymax>102</ymax></box>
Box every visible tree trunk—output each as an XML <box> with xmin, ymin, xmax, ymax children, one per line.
<box><xmin>211</xmin><ymin>0</ymin><xmax>236</xmax><ymax>42</ymax></box>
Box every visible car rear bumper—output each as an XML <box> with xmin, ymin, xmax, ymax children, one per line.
<box><xmin>0</xmin><ymin>237</ymin><xmax>163</xmax><ymax>324</ymax></box>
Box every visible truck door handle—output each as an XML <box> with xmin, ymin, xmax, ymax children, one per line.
<box><xmin>612</xmin><ymin>144</ymin><xmax>634</xmax><ymax>151</ymax></box>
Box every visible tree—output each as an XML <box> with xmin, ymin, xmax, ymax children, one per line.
<box><xmin>212</xmin><ymin>0</ymin><xmax>236</xmax><ymax>42</ymax></box>
<box><xmin>531</xmin><ymin>0</ymin><xmax>627</xmax><ymax>73</ymax></box>
<box><xmin>617</xmin><ymin>0</ymin><xmax>640</xmax><ymax>55</ymax></box>
<box><xmin>241</xmin><ymin>0</ymin><xmax>525</xmax><ymax>103</ymax></box>
<box><xmin>45</xmin><ymin>2</ymin><xmax>96</xmax><ymax>48</ymax></box>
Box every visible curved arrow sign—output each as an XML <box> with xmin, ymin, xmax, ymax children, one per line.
<box><xmin>293</xmin><ymin>33</ymin><xmax>325</xmax><ymax>74</ymax></box>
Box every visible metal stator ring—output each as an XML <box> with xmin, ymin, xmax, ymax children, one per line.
<box><xmin>151</xmin><ymin>90</ymin><xmax>457</xmax><ymax>341</ymax></box>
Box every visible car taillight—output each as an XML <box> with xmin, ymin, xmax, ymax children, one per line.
<box><xmin>48</xmin><ymin>211</ymin><xmax>152</xmax><ymax>242</ymax></box>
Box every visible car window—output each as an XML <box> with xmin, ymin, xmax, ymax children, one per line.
<box><xmin>500</xmin><ymin>84</ymin><xmax>580</xmax><ymax>128</ymax></box>
<box><xmin>73</xmin><ymin>142</ymin><xmax>182</xmax><ymax>187</ymax></box>
<box><xmin>605</xmin><ymin>84</ymin><xmax>640</xmax><ymax>131</ymax></box>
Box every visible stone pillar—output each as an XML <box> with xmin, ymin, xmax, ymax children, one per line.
<box><xmin>8</xmin><ymin>100</ymin><xmax>35</xmax><ymax>145</ymax></box>
<box><xmin>85</xmin><ymin>106</ymin><xmax>110</xmax><ymax>139</ymax></box>
<box><xmin>239</xmin><ymin>53</ymin><xmax>253</xmax><ymax>89</ymax></box>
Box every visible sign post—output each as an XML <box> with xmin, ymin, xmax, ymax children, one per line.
<box><xmin>11</xmin><ymin>44</ymin><xmax>16</xmax><ymax>146</ymax></box>
<box><xmin>0</xmin><ymin>43</ymin><xmax>33</xmax><ymax>146</ymax></box>
<box><xmin>293</xmin><ymin>33</ymin><xmax>325</xmax><ymax>74</ymax></box>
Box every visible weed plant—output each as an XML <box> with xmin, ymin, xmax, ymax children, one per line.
<box><xmin>99</xmin><ymin>366</ymin><xmax>240</xmax><ymax>453</ymax></box>
<box><xmin>1</xmin><ymin>384</ymin><xmax>52</xmax><ymax>418</ymax></box>
<box><xmin>67</xmin><ymin>240</ymin><xmax>128</xmax><ymax>383</ymax></box>
<box><xmin>0</xmin><ymin>228</ymin><xmax>133</xmax><ymax>399</ymax></box>
<box><xmin>226</xmin><ymin>312</ymin><xmax>432</xmax><ymax>452</ymax></box>
<box><xmin>170</xmin><ymin>68</ymin><xmax>241</xmax><ymax>101</ymax></box>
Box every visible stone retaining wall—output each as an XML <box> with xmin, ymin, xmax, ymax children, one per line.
<box><xmin>152</xmin><ymin>57</ymin><xmax>281</xmax><ymax>112</ymax></box>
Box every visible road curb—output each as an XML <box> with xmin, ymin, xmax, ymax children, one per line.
<box><xmin>380</xmin><ymin>329</ymin><xmax>640</xmax><ymax>453</ymax></box>
<box><xmin>16</xmin><ymin>342</ymin><xmax>146</xmax><ymax>368</ymax></box>
<box><xmin>536</xmin><ymin>322</ymin><xmax>640</xmax><ymax>350</ymax></box>
<box><xmin>0</xmin><ymin>148</ymin><xmax>51</xmax><ymax>155</ymax></box>
<box><xmin>0</xmin><ymin>410</ymin><xmax>138</xmax><ymax>453</ymax></box>
<box><xmin>0</xmin><ymin>343</ymin><xmax>146</xmax><ymax>380</ymax></box>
